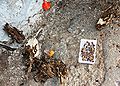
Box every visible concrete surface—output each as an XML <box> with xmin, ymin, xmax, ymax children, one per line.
<box><xmin>0</xmin><ymin>0</ymin><xmax>120</xmax><ymax>86</ymax></box>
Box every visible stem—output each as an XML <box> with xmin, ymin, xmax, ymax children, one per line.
<box><xmin>0</xmin><ymin>43</ymin><xmax>17</xmax><ymax>51</ymax></box>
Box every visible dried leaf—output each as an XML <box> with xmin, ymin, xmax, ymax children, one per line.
<box><xmin>3</xmin><ymin>23</ymin><xmax>25</xmax><ymax>43</ymax></box>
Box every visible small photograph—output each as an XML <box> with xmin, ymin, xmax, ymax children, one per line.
<box><xmin>78</xmin><ymin>39</ymin><xmax>97</xmax><ymax>64</ymax></box>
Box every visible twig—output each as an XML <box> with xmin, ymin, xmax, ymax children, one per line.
<box><xmin>0</xmin><ymin>43</ymin><xmax>17</xmax><ymax>51</ymax></box>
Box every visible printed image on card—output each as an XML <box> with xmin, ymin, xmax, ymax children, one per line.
<box><xmin>78</xmin><ymin>39</ymin><xmax>97</xmax><ymax>64</ymax></box>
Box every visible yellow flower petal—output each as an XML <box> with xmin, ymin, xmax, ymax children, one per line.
<box><xmin>49</xmin><ymin>50</ymin><xmax>54</xmax><ymax>57</ymax></box>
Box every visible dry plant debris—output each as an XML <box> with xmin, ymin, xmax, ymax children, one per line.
<box><xmin>3</xmin><ymin>23</ymin><xmax>25</xmax><ymax>43</ymax></box>
<box><xmin>23</xmin><ymin>38</ymin><xmax>40</xmax><ymax>74</ymax></box>
<box><xmin>96</xmin><ymin>3</ymin><xmax>120</xmax><ymax>30</ymax></box>
<box><xmin>26</xmin><ymin>38</ymin><xmax>40</xmax><ymax>57</ymax></box>
<box><xmin>0</xmin><ymin>43</ymin><xmax>16</xmax><ymax>51</ymax></box>
<box><xmin>22</xmin><ymin>48</ymin><xmax>67</xmax><ymax>84</ymax></box>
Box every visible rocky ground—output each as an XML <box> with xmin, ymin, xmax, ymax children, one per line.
<box><xmin>0</xmin><ymin>0</ymin><xmax>120</xmax><ymax>86</ymax></box>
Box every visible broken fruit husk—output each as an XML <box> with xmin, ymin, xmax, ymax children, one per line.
<box><xmin>22</xmin><ymin>48</ymin><xmax>67</xmax><ymax>84</ymax></box>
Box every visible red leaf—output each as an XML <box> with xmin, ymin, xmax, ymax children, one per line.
<box><xmin>42</xmin><ymin>0</ymin><xmax>51</xmax><ymax>11</ymax></box>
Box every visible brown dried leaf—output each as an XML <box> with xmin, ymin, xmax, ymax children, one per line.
<box><xmin>3</xmin><ymin>23</ymin><xmax>25</xmax><ymax>43</ymax></box>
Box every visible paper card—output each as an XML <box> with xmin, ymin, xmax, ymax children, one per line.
<box><xmin>78</xmin><ymin>39</ymin><xmax>97</xmax><ymax>64</ymax></box>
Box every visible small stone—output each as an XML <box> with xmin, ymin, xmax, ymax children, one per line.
<box><xmin>75</xmin><ymin>71</ymin><xmax>79</xmax><ymax>77</ymax></box>
<box><xmin>70</xmin><ymin>66</ymin><xmax>75</xmax><ymax>70</ymax></box>
<box><xmin>81</xmin><ymin>29</ymin><xmax>85</xmax><ymax>32</ymax></box>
